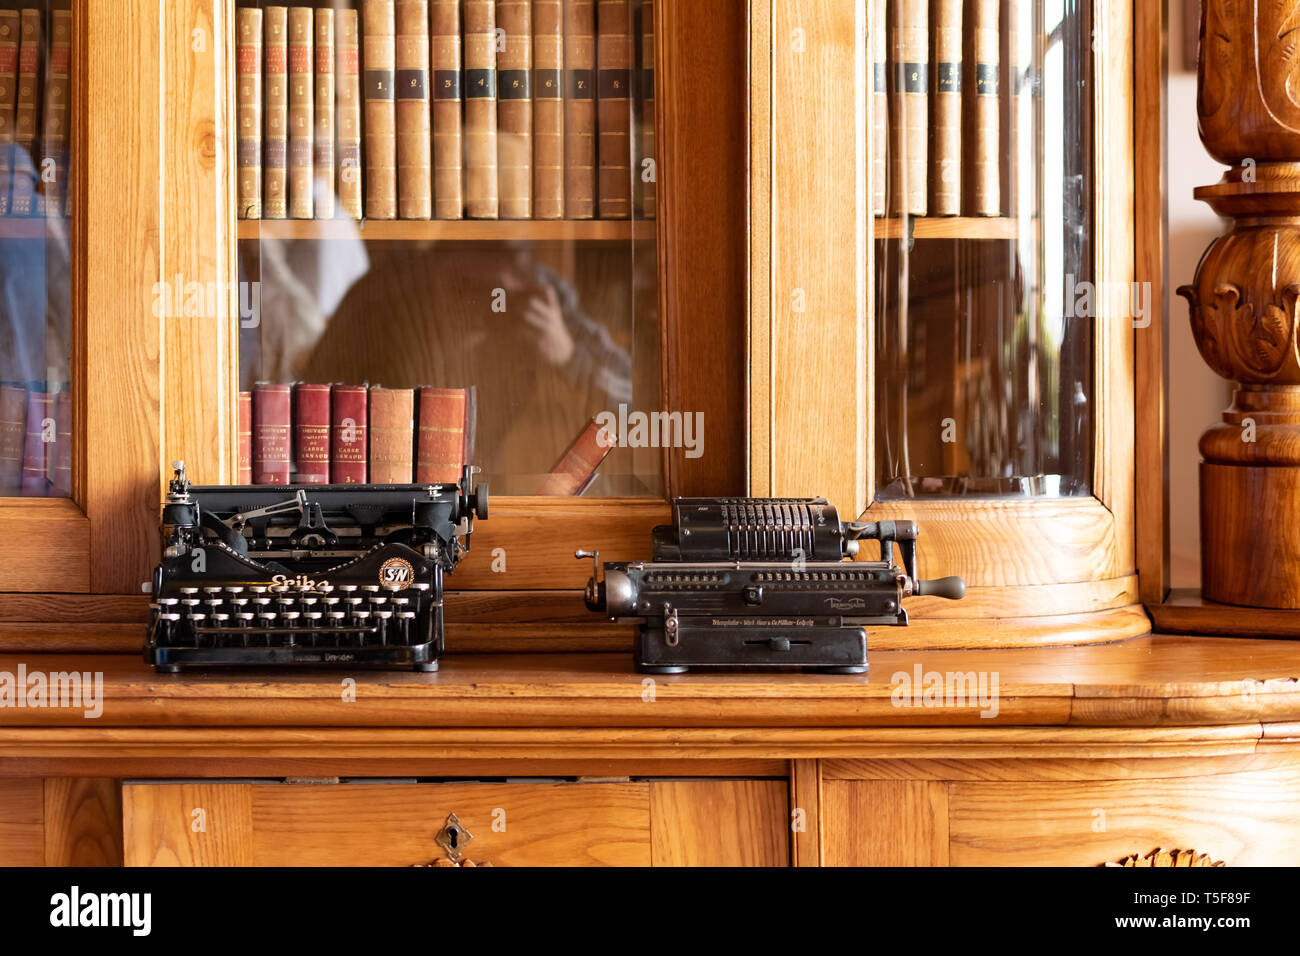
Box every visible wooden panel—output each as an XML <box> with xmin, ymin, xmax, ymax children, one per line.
<box><xmin>0</xmin><ymin>500</ymin><xmax>90</xmax><ymax>592</ymax></box>
<box><xmin>788</xmin><ymin>758</ymin><xmax>821</xmax><ymax>866</ymax></box>
<box><xmin>44</xmin><ymin>778</ymin><xmax>123</xmax><ymax>866</ymax></box>
<box><xmin>822</xmin><ymin>779</ymin><xmax>949</xmax><ymax>866</ymax></box>
<box><xmin>949</xmin><ymin>767</ymin><xmax>1300</xmax><ymax>866</ymax></box>
<box><xmin>0</xmin><ymin>778</ymin><xmax>44</xmax><ymax>865</ymax></box>
<box><xmin>824</xmin><ymin>751</ymin><xmax>1300</xmax><ymax>781</ymax></box>
<box><xmin>747</xmin><ymin>0</ymin><xmax>772</xmax><ymax>496</ymax></box>
<box><xmin>901</xmin><ymin>575</ymin><xmax>1139</xmax><ymax>619</ymax></box>
<box><xmin>122</xmin><ymin>783</ymin><xmax>254</xmax><ymax>866</ymax></box>
<box><xmin>250</xmin><ymin>783</ymin><xmax>650</xmax><ymax>866</ymax></box>
<box><xmin>1152</xmin><ymin>588</ymin><xmax>1300</xmax><ymax>638</ymax></box>
<box><xmin>649</xmin><ymin>780</ymin><xmax>788</xmax><ymax>866</ymax></box>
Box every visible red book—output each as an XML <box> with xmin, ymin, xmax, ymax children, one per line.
<box><xmin>368</xmin><ymin>386</ymin><xmax>414</xmax><ymax>483</ymax></box>
<box><xmin>330</xmin><ymin>384</ymin><xmax>368</xmax><ymax>483</ymax></box>
<box><xmin>237</xmin><ymin>391</ymin><xmax>252</xmax><ymax>484</ymax></box>
<box><xmin>51</xmin><ymin>387</ymin><xmax>71</xmax><ymax>497</ymax></box>
<box><xmin>0</xmin><ymin>383</ymin><xmax>24</xmax><ymax>493</ymax></box>
<box><xmin>20</xmin><ymin>387</ymin><xmax>52</xmax><ymax>496</ymax></box>
<box><xmin>293</xmin><ymin>383</ymin><xmax>331</xmax><ymax>484</ymax></box>
<box><xmin>538</xmin><ymin>417</ymin><xmax>615</xmax><ymax>495</ymax></box>
<box><xmin>252</xmin><ymin>384</ymin><xmax>292</xmax><ymax>484</ymax></box>
<box><xmin>416</xmin><ymin>386</ymin><xmax>468</xmax><ymax>484</ymax></box>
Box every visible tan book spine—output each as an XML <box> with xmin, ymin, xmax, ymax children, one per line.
<box><xmin>497</xmin><ymin>0</ymin><xmax>532</xmax><ymax>219</ymax></box>
<box><xmin>236</xmin><ymin>8</ymin><xmax>263</xmax><ymax>219</ymax></box>
<box><xmin>363</xmin><ymin>0</ymin><xmax>398</xmax><ymax>219</ymax></box>
<box><xmin>464</xmin><ymin>0</ymin><xmax>499</xmax><ymax>218</ymax></box>
<box><xmin>38</xmin><ymin>7</ymin><xmax>70</xmax><ymax>218</ymax></box>
<box><xmin>966</xmin><ymin>0</ymin><xmax>999</xmax><ymax>216</ymax></box>
<box><xmin>336</xmin><ymin>8</ymin><xmax>363</xmax><ymax>220</ymax></box>
<box><xmin>287</xmin><ymin>7</ymin><xmax>314</xmax><ymax>219</ymax></box>
<box><xmin>563</xmin><ymin>0</ymin><xmax>595</xmax><ymax>218</ymax></box>
<box><xmin>263</xmin><ymin>7</ymin><xmax>289</xmax><ymax>219</ymax></box>
<box><xmin>1001</xmin><ymin>0</ymin><xmax>1025</xmax><ymax>218</ymax></box>
<box><xmin>532</xmin><ymin>0</ymin><xmax>563</xmax><ymax>219</ymax></box>
<box><xmin>368</xmin><ymin>386</ymin><xmax>415</xmax><ymax>483</ymax></box>
<box><xmin>314</xmin><ymin>8</ymin><xmax>335</xmax><ymax>219</ymax></box>
<box><xmin>869</xmin><ymin>0</ymin><xmax>886</xmax><ymax>216</ymax></box>
<box><xmin>431</xmin><ymin>0</ymin><xmax>464</xmax><ymax>218</ymax></box>
<box><xmin>395</xmin><ymin>0</ymin><xmax>431</xmax><ymax>219</ymax></box>
<box><xmin>11</xmin><ymin>8</ymin><xmax>40</xmax><ymax>217</ymax></box>
<box><xmin>930</xmin><ymin>0</ymin><xmax>961</xmax><ymax>215</ymax></box>
<box><xmin>0</xmin><ymin>383</ymin><xmax>23</xmax><ymax>493</ymax></box>
<box><xmin>596</xmin><ymin>0</ymin><xmax>632</xmax><ymax>219</ymax></box>
<box><xmin>890</xmin><ymin>0</ymin><xmax>927</xmax><ymax>217</ymax></box>
<box><xmin>634</xmin><ymin>0</ymin><xmax>654</xmax><ymax>219</ymax></box>
<box><xmin>0</xmin><ymin>11</ymin><xmax>21</xmax><ymax>217</ymax></box>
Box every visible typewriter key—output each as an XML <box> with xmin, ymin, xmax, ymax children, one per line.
<box><xmin>376</xmin><ymin>609</ymin><xmax>393</xmax><ymax>645</ymax></box>
<box><xmin>203</xmin><ymin>586</ymin><xmax>223</xmax><ymax>595</ymax></box>
<box><xmin>226</xmin><ymin>586</ymin><xmax>244</xmax><ymax>595</ymax></box>
<box><xmin>398</xmin><ymin>609</ymin><xmax>416</xmax><ymax>644</ymax></box>
<box><xmin>180</xmin><ymin>587</ymin><xmax>200</xmax><ymax>595</ymax></box>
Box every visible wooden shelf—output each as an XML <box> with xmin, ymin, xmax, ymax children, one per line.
<box><xmin>1150</xmin><ymin>587</ymin><xmax>1300</xmax><ymax>638</ymax></box>
<box><xmin>236</xmin><ymin>218</ymin><xmax>657</xmax><ymax>242</ymax></box>
<box><xmin>872</xmin><ymin>216</ymin><xmax>1021</xmax><ymax>240</ymax></box>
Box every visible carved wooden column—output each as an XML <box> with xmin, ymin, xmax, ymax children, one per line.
<box><xmin>1179</xmin><ymin>2</ymin><xmax>1300</xmax><ymax>607</ymax></box>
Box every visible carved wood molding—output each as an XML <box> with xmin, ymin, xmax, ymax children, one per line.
<box><xmin>1105</xmin><ymin>848</ymin><xmax>1226</xmax><ymax>868</ymax></box>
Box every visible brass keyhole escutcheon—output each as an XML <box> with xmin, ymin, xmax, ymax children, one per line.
<box><xmin>434</xmin><ymin>812</ymin><xmax>474</xmax><ymax>864</ymax></box>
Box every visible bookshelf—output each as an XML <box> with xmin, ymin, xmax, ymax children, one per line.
<box><xmin>236</xmin><ymin>218</ymin><xmax>655</xmax><ymax>242</ymax></box>
<box><xmin>872</xmin><ymin>217</ymin><xmax>1022</xmax><ymax>241</ymax></box>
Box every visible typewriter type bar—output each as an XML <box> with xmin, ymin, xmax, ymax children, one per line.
<box><xmin>145</xmin><ymin>461</ymin><xmax>488</xmax><ymax>672</ymax></box>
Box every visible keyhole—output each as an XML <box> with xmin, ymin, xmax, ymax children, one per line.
<box><xmin>448</xmin><ymin>827</ymin><xmax>459</xmax><ymax>848</ymax></box>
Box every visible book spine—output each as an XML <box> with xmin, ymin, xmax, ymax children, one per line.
<box><xmin>287</xmin><ymin>7</ymin><xmax>314</xmax><ymax>219</ymax></box>
<box><xmin>890</xmin><ymin>0</ymin><xmax>927</xmax><ymax>217</ymax></box>
<box><xmin>596</xmin><ymin>0</ymin><xmax>632</xmax><ymax>219</ymax></box>
<box><xmin>363</xmin><ymin>0</ymin><xmax>398</xmax><ymax>219</ymax></box>
<box><xmin>967</xmin><ymin>0</ymin><xmax>999</xmax><ymax>216</ymax></box>
<box><xmin>930</xmin><ymin>0</ymin><xmax>961</xmax><ymax>216</ymax></box>
<box><xmin>635</xmin><ymin>0</ymin><xmax>654</xmax><ymax>219</ymax></box>
<box><xmin>51</xmin><ymin>386</ymin><xmax>70</xmax><ymax>496</ymax></box>
<box><xmin>563</xmin><ymin>0</ymin><xmax>596</xmax><ymax>219</ymax></box>
<box><xmin>464</xmin><ymin>0</ymin><xmax>499</xmax><ymax>218</ymax></box>
<box><xmin>1002</xmin><ymin>0</ymin><xmax>1025</xmax><ymax>218</ymax></box>
<box><xmin>532</xmin><ymin>0</ymin><xmax>563</xmax><ymax>219</ymax></box>
<box><xmin>431</xmin><ymin>0</ymin><xmax>464</xmax><ymax>219</ymax></box>
<box><xmin>497</xmin><ymin>0</ymin><xmax>532</xmax><ymax>219</ymax></box>
<box><xmin>252</xmin><ymin>384</ymin><xmax>291</xmax><ymax>484</ymax></box>
<box><xmin>0</xmin><ymin>383</ymin><xmax>25</xmax><ymax>493</ymax></box>
<box><xmin>236</xmin><ymin>8</ymin><xmax>263</xmax><ymax>219</ymax></box>
<box><xmin>869</xmin><ymin>0</ymin><xmax>886</xmax><ymax>216</ymax></box>
<box><xmin>395</xmin><ymin>0</ymin><xmax>431</xmax><ymax>219</ymax></box>
<box><xmin>314</xmin><ymin>8</ymin><xmax>335</xmax><ymax>219</ymax></box>
<box><xmin>293</xmin><ymin>383</ymin><xmax>331</xmax><ymax>484</ymax></box>
<box><xmin>19</xmin><ymin>387</ymin><xmax>50</xmax><ymax>496</ymax></box>
<box><xmin>538</xmin><ymin>417</ymin><xmax>614</xmax><ymax>495</ymax></box>
<box><xmin>38</xmin><ymin>7</ymin><xmax>70</xmax><ymax>218</ymax></box>
<box><xmin>238</xmin><ymin>391</ymin><xmax>252</xmax><ymax>485</ymax></box>
<box><xmin>416</xmin><ymin>387</ymin><xmax>467</xmax><ymax>484</ymax></box>
<box><xmin>264</xmin><ymin>7</ymin><xmax>289</xmax><ymax>219</ymax></box>
<box><xmin>336</xmin><ymin>8</ymin><xmax>363</xmax><ymax>220</ymax></box>
<box><xmin>11</xmin><ymin>8</ymin><xmax>40</xmax><ymax>217</ymax></box>
<box><xmin>368</xmin><ymin>386</ymin><xmax>414</xmax><ymax>483</ymax></box>
<box><xmin>330</xmin><ymin>384</ymin><xmax>368</xmax><ymax>483</ymax></box>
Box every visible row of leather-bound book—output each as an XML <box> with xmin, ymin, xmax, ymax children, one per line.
<box><xmin>0</xmin><ymin>4</ymin><xmax>71</xmax><ymax>218</ymax></box>
<box><xmin>236</xmin><ymin>0</ymin><xmax>656</xmax><ymax>223</ymax></box>
<box><xmin>0</xmin><ymin>381</ymin><xmax>71</xmax><ymax>497</ymax></box>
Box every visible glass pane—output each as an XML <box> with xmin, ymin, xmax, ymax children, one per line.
<box><xmin>0</xmin><ymin>1</ymin><xmax>73</xmax><ymax>498</ymax></box>
<box><xmin>872</xmin><ymin>0</ymin><xmax>1092</xmax><ymax>500</ymax></box>
<box><xmin>233</xmin><ymin>0</ymin><xmax>660</xmax><ymax>496</ymax></box>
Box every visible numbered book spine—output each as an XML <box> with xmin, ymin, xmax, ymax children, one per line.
<box><xmin>330</xmin><ymin>383</ymin><xmax>368</xmax><ymax>483</ymax></box>
<box><xmin>51</xmin><ymin>385</ymin><xmax>69</xmax><ymax>496</ymax></box>
<box><xmin>930</xmin><ymin>0</ymin><xmax>961</xmax><ymax>215</ymax></box>
<box><xmin>263</xmin><ymin>7</ymin><xmax>289</xmax><ymax>219</ymax></box>
<box><xmin>38</xmin><ymin>6</ymin><xmax>70</xmax><ymax>218</ymax></box>
<box><xmin>497</xmin><ymin>0</ymin><xmax>532</xmax><ymax>218</ymax></box>
<box><xmin>314</xmin><ymin>8</ymin><xmax>335</xmax><ymax>219</ymax></box>
<box><xmin>0</xmin><ymin>383</ymin><xmax>24</xmax><ymax>493</ymax></box>
<box><xmin>538</xmin><ymin>417</ymin><xmax>614</xmax><ymax>495</ymax></box>
<box><xmin>966</xmin><ymin>0</ymin><xmax>999</xmax><ymax>216</ymax></box>
<box><xmin>532</xmin><ymin>0</ymin><xmax>563</xmax><ymax>219</ymax></box>
<box><xmin>293</xmin><ymin>383</ymin><xmax>331</xmax><ymax>484</ymax></box>
<box><xmin>464</xmin><ymin>0</ymin><xmax>499</xmax><ymax>218</ymax></box>
<box><xmin>237</xmin><ymin>391</ymin><xmax>252</xmax><ymax>485</ymax></box>
<box><xmin>431</xmin><ymin>0</ymin><xmax>464</xmax><ymax>218</ymax></box>
<box><xmin>416</xmin><ymin>386</ymin><xmax>467</xmax><ymax>483</ymax></box>
<box><xmin>889</xmin><ymin>0</ymin><xmax>927</xmax><ymax>217</ymax></box>
<box><xmin>236</xmin><ymin>8</ymin><xmax>263</xmax><ymax>219</ymax></box>
<box><xmin>869</xmin><ymin>0</ymin><xmax>886</xmax><ymax>216</ymax></box>
<box><xmin>252</xmin><ymin>383</ymin><xmax>292</xmax><ymax>485</ymax></box>
<box><xmin>20</xmin><ymin>385</ymin><xmax>50</xmax><ymax>495</ymax></box>
<box><xmin>563</xmin><ymin>0</ymin><xmax>595</xmax><ymax>218</ymax></box>
<box><xmin>336</xmin><ymin>8</ymin><xmax>363</xmax><ymax>220</ymax></box>
<box><xmin>363</xmin><ymin>0</ymin><xmax>398</xmax><ymax>219</ymax></box>
<box><xmin>0</xmin><ymin>11</ymin><xmax>20</xmax><ymax>217</ymax></box>
<box><xmin>287</xmin><ymin>7</ymin><xmax>314</xmax><ymax>218</ymax></box>
<box><xmin>395</xmin><ymin>0</ymin><xmax>431</xmax><ymax>218</ymax></box>
<box><xmin>596</xmin><ymin>0</ymin><xmax>632</xmax><ymax>219</ymax></box>
<box><xmin>11</xmin><ymin>8</ymin><xmax>40</xmax><ymax>218</ymax></box>
<box><xmin>634</xmin><ymin>0</ymin><xmax>654</xmax><ymax>218</ymax></box>
<box><xmin>368</xmin><ymin>386</ymin><xmax>415</xmax><ymax>483</ymax></box>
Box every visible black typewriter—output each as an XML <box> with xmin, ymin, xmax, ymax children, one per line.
<box><xmin>145</xmin><ymin>461</ymin><xmax>488</xmax><ymax>672</ymax></box>
<box><xmin>576</xmin><ymin>496</ymin><xmax>965</xmax><ymax>673</ymax></box>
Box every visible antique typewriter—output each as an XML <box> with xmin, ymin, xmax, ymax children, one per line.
<box><xmin>145</xmin><ymin>462</ymin><xmax>488</xmax><ymax>672</ymax></box>
<box><xmin>576</xmin><ymin>497</ymin><xmax>965</xmax><ymax>673</ymax></box>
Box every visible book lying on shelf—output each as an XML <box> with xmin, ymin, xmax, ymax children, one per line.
<box><xmin>538</xmin><ymin>416</ymin><xmax>615</xmax><ymax>495</ymax></box>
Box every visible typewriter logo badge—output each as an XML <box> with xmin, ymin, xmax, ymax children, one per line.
<box><xmin>826</xmin><ymin>597</ymin><xmax>867</xmax><ymax>610</ymax></box>
<box><xmin>379</xmin><ymin>557</ymin><xmax>415</xmax><ymax>590</ymax></box>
